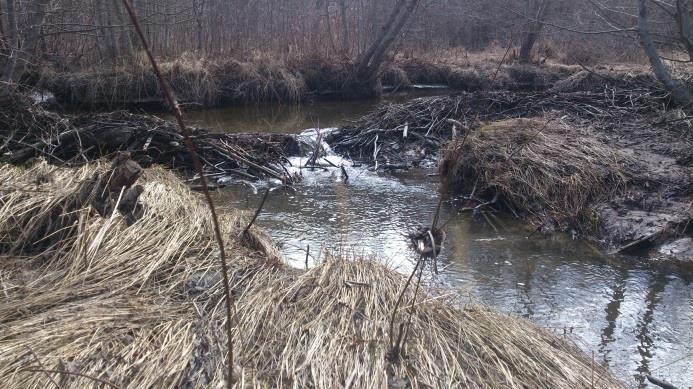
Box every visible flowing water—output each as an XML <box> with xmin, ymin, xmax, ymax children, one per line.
<box><xmin>184</xmin><ymin>93</ymin><xmax>693</xmax><ymax>388</ymax></box>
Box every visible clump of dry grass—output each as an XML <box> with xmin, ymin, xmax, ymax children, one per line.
<box><xmin>235</xmin><ymin>256</ymin><xmax>621</xmax><ymax>388</ymax></box>
<box><xmin>0</xmin><ymin>161</ymin><xmax>622</xmax><ymax>388</ymax></box>
<box><xmin>381</xmin><ymin>64</ymin><xmax>412</xmax><ymax>90</ymax></box>
<box><xmin>214</xmin><ymin>58</ymin><xmax>307</xmax><ymax>104</ymax></box>
<box><xmin>41</xmin><ymin>56</ymin><xmax>307</xmax><ymax>108</ymax></box>
<box><xmin>289</xmin><ymin>56</ymin><xmax>354</xmax><ymax>94</ymax></box>
<box><xmin>394</xmin><ymin>58</ymin><xmax>568</xmax><ymax>92</ymax></box>
<box><xmin>0</xmin><ymin>161</ymin><xmax>261</xmax><ymax>387</ymax></box>
<box><xmin>443</xmin><ymin>118</ymin><xmax>632</xmax><ymax>230</ymax></box>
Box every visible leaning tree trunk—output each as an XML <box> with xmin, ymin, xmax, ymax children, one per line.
<box><xmin>346</xmin><ymin>0</ymin><xmax>420</xmax><ymax>98</ymax></box>
<box><xmin>519</xmin><ymin>0</ymin><xmax>547</xmax><ymax>64</ymax></box>
<box><xmin>677</xmin><ymin>0</ymin><xmax>693</xmax><ymax>61</ymax></box>
<box><xmin>638</xmin><ymin>0</ymin><xmax>693</xmax><ymax>107</ymax></box>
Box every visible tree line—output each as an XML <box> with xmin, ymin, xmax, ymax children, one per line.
<box><xmin>1</xmin><ymin>0</ymin><xmax>691</xmax><ymax>103</ymax></box>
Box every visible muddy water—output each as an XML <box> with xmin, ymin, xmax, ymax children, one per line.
<box><xmin>179</xmin><ymin>89</ymin><xmax>446</xmax><ymax>133</ymax></box>
<box><xmin>201</xmin><ymin>96</ymin><xmax>692</xmax><ymax>387</ymax></box>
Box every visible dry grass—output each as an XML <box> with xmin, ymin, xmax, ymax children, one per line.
<box><xmin>394</xmin><ymin>58</ymin><xmax>573</xmax><ymax>92</ymax></box>
<box><xmin>0</xmin><ymin>161</ymin><xmax>267</xmax><ymax>387</ymax></box>
<box><xmin>41</xmin><ymin>55</ymin><xmax>307</xmax><ymax>108</ymax></box>
<box><xmin>443</xmin><ymin>118</ymin><xmax>632</xmax><ymax>230</ymax></box>
<box><xmin>235</xmin><ymin>256</ymin><xmax>621</xmax><ymax>388</ymax></box>
<box><xmin>214</xmin><ymin>57</ymin><xmax>307</xmax><ymax>104</ymax></box>
<box><xmin>0</xmin><ymin>161</ymin><xmax>622</xmax><ymax>388</ymax></box>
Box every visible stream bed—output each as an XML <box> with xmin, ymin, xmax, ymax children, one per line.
<box><xmin>180</xmin><ymin>94</ymin><xmax>692</xmax><ymax>387</ymax></box>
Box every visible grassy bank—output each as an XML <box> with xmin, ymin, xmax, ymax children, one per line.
<box><xmin>0</xmin><ymin>161</ymin><xmax>621</xmax><ymax>387</ymax></box>
<box><xmin>35</xmin><ymin>54</ymin><xmax>598</xmax><ymax>109</ymax></box>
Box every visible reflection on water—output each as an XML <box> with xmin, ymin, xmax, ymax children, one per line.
<box><xmin>216</xmin><ymin>164</ymin><xmax>693</xmax><ymax>387</ymax></box>
<box><xmin>177</xmin><ymin>89</ymin><xmax>446</xmax><ymax>133</ymax></box>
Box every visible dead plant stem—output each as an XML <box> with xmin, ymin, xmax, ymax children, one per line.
<box><xmin>118</xmin><ymin>1</ymin><xmax>234</xmax><ymax>386</ymax></box>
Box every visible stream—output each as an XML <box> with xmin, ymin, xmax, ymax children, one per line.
<box><xmin>176</xmin><ymin>92</ymin><xmax>693</xmax><ymax>388</ymax></box>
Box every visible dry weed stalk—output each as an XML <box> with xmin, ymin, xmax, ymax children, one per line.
<box><xmin>118</xmin><ymin>0</ymin><xmax>234</xmax><ymax>384</ymax></box>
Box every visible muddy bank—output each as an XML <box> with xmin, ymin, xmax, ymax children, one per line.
<box><xmin>32</xmin><ymin>56</ymin><xmax>630</xmax><ymax>109</ymax></box>
<box><xmin>326</xmin><ymin>79</ymin><xmax>693</xmax><ymax>263</ymax></box>
<box><xmin>0</xmin><ymin>90</ymin><xmax>298</xmax><ymax>184</ymax></box>
<box><xmin>0</xmin><ymin>160</ymin><xmax>621</xmax><ymax>388</ymax></box>
<box><xmin>442</xmin><ymin>116</ymin><xmax>693</xmax><ymax>260</ymax></box>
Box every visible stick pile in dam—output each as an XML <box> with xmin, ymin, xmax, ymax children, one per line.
<box><xmin>0</xmin><ymin>90</ymin><xmax>298</xmax><ymax>183</ymax></box>
<box><xmin>326</xmin><ymin>76</ymin><xmax>676</xmax><ymax>170</ymax></box>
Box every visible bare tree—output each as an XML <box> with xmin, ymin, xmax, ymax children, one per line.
<box><xmin>1</xmin><ymin>0</ymin><xmax>19</xmax><ymax>82</ymax></box>
<box><xmin>348</xmin><ymin>0</ymin><xmax>420</xmax><ymax>97</ymax></box>
<box><xmin>519</xmin><ymin>0</ymin><xmax>548</xmax><ymax>63</ymax></box>
<box><xmin>338</xmin><ymin>0</ymin><xmax>349</xmax><ymax>54</ymax></box>
<box><xmin>638</xmin><ymin>0</ymin><xmax>692</xmax><ymax>107</ymax></box>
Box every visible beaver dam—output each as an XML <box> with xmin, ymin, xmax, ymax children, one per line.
<box><xmin>326</xmin><ymin>70</ymin><xmax>693</xmax><ymax>262</ymax></box>
<box><xmin>1</xmin><ymin>67</ymin><xmax>692</xmax><ymax>388</ymax></box>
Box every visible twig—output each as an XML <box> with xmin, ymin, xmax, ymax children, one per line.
<box><xmin>489</xmin><ymin>34</ymin><xmax>514</xmax><ymax>88</ymax></box>
<box><xmin>397</xmin><ymin>254</ymin><xmax>427</xmax><ymax>354</ymax></box>
<box><xmin>241</xmin><ymin>188</ymin><xmax>270</xmax><ymax>237</ymax></box>
<box><xmin>431</xmin><ymin>195</ymin><xmax>443</xmax><ymax>230</ymax></box>
<box><xmin>646</xmin><ymin>375</ymin><xmax>679</xmax><ymax>389</ymax></box>
<box><xmin>118</xmin><ymin>1</ymin><xmax>235</xmax><ymax>386</ymax></box>
<box><xmin>20</xmin><ymin>368</ymin><xmax>120</xmax><ymax>389</ymax></box>
<box><xmin>23</xmin><ymin>346</ymin><xmax>61</xmax><ymax>388</ymax></box>
<box><xmin>388</xmin><ymin>253</ymin><xmax>424</xmax><ymax>353</ymax></box>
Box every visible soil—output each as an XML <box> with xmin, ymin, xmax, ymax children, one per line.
<box><xmin>591</xmin><ymin>113</ymin><xmax>693</xmax><ymax>260</ymax></box>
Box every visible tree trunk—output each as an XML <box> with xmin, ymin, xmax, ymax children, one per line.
<box><xmin>192</xmin><ymin>0</ymin><xmax>205</xmax><ymax>53</ymax></box>
<box><xmin>339</xmin><ymin>0</ymin><xmax>349</xmax><ymax>54</ymax></box>
<box><xmin>677</xmin><ymin>0</ymin><xmax>693</xmax><ymax>61</ymax></box>
<box><xmin>5</xmin><ymin>0</ymin><xmax>50</xmax><ymax>82</ymax></box>
<box><xmin>519</xmin><ymin>0</ymin><xmax>547</xmax><ymax>64</ymax></box>
<box><xmin>113</xmin><ymin>0</ymin><xmax>135</xmax><ymax>61</ymax></box>
<box><xmin>349</xmin><ymin>0</ymin><xmax>420</xmax><ymax>97</ymax></box>
<box><xmin>1</xmin><ymin>0</ymin><xmax>19</xmax><ymax>83</ymax></box>
<box><xmin>638</xmin><ymin>0</ymin><xmax>692</xmax><ymax>107</ymax></box>
<box><xmin>0</xmin><ymin>1</ymin><xmax>7</xmax><ymax>53</ymax></box>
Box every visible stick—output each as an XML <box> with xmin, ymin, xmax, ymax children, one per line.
<box><xmin>388</xmin><ymin>253</ymin><xmax>424</xmax><ymax>353</ymax></box>
<box><xmin>118</xmin><ymin>1</ymin><xmax>234</xmax><ymax>385</ymax></box>
<box><xmin>427</xmin><ymin>229</ymin><xmax>438</xmax><ymax>274</ymax></box>
<box><xmin>24</xmin><ymin>346</ymin><xmax>61</xmax><ymax>389</ymax></box>
<box><xmin>646</xmin><ymin>375</ymin><xmax>679</xmax><ymax>389</ymax></box>
<box><xmin>340</xmin><ymin>165</ymin><xmax>349</xmax><ymax>183</ymax></box>
<box><xmin>241</xmin><ymin>188</ymin><xmax>270</xmax><ymax>238</ymax></box>
<box><xmin>20</xmin><ymin>368</ymin><xmax>120</xmax><ymax>389</ymax></box>
<box><xmin>489</xmin><ymin>34</ymin><xmax>514</xmax><ymax>89</ymax></box>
